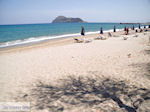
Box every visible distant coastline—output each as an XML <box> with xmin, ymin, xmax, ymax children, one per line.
<box><xmin>120</xmin><ymin>23</ymin><xmax>141</xmax><ymax>24</ymax></box>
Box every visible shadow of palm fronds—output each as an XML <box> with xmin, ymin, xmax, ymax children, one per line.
<box><xmin>22</xmin><ymin>75</ymin><xmax>150</xmax><ymax>112</ymax></box>
<box><xmin>129</xmin><ymin>62</ymin><xmax>150</xmax><ymax>80</ymax></box>
<box><xmin>144</xmin><ymin>49</ymin><xmax>150</xmax><ymax>79</ymax></box>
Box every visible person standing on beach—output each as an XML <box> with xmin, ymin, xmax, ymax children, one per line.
<box><xmin>124</xmin><ymin>26</ymin><xmax>126</xmax><ymax>31</ymax></box>
<box><xmin>126</xmin><ymin>28</ymin><xmax>129</xmax><ymax>35</ymax></box>
<box><xmin>124</xmin><ymin>26</ymin><xmax>127</xmax><ymax>34</ymax></box>
<box><xmin>113</xmin><ymin>26</ymin><xmax>116</xmax><ymax>32</ymax></box>
<box><xmin>81</xmin><ymin>26</ymin><xmax>85</xmax><ymax>36</ymax></box>
<box><xmin>125</xmin><ymin>27</ymin><xmax>129</xmax><ymax>35</ymax></box>
<box><xmin>132</xmin><ymin>25</ymin><xmax>134</xmax><ymax>30</ymax></box>
<box><xmin>139</xmin><ymin>24</ymin><xmax>141</xmax><ymax>29</ymax></box>
<box><xmin>100</xmin><ymin>27</ymin><xmax>103</xmax><ymax>34</ymax></box>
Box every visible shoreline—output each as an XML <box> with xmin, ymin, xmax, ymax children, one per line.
<box><xmin>0</xmin><ymin>29</ymin><xmax>125</xmax><ymax>54</ymax></box>
<box><xmin>0</xmin><ymin>25</ymin><xmax>147</xmax><ymax>53</ymax></box>
<box><xmin>0</xmin><ymin>28</ymin><xmax>149</xmax><ymax>54</ymax></box>
<box><xmin>0</xmin><ymin>27</ymin><xmax>116</xmax><ymax>49</ymax></box>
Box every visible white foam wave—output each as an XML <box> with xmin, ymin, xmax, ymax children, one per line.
<box><xmin>0</xmin><ymin>33</ymin><xmax>81</xmax><ymax>48</ymax></box>
<box><xmin>0</xmin><ymin>28</ymin><xmax>124</xmax><ymax>48</ymax></box>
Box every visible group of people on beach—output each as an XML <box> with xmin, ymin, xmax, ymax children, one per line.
<box><xmin>81</xmin><ymin>24</ymin><xmax>150</xmax><ymax>36</ymax></box>
<box><xmin>122</xmin><ymin>25</ymin><xmax>148</xmax><ymax>35</ymax></box>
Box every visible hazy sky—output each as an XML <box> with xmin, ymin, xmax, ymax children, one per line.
<box><xmin>0</xmin><ymin>0</ymin><xmax>150</xmax><ymax>25</ymax></box>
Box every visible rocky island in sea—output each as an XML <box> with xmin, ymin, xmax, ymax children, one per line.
<box><xmin>52</xmin><ymin>16</ymin><xmax>86</xmax><ymax>23</ymax></box>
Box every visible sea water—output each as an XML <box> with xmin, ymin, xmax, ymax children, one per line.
<box><xmin>0</xmin><ymin>23</ymin><xmax>142</xmax><ymax>48</ymax></box>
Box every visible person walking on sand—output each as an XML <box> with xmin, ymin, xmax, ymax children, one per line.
<box><xmin>81</xmin><ymin>26</ymin><xmax>85</xmax><ymax>36</ymax></box>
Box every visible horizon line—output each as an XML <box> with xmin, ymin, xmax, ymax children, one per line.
<box><xmin>0</xmin><ymin>22</ymin><xmax>148</xmax><ymax>26</ymax></box>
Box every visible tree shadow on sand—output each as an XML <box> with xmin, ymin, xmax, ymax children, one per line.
<box><xmin>129</xmin><ymin>62</ymin><xmax>150</xmax><ymax>80</ymax></box>
<box><xmin>145</xmin><ymin>49</ymin><xmax>150</xmax><ymax>75</ymax></box>
<box><xmin>145</xmin><ymin>50</ymin><xmax>150</xmax><ymax>55</ymax></box>
<box><xmin>129</xmin><ymin>49</ymin><xmax>150</xmax><ymax>80</ymax></box>
<box><xmin>20</xmin><ymin>75</ymin><xmax>150</xmax><ymax>112</ymax></box>
<box><xmin>142</xmin><ymin>49</ymin><xmax>150</xmax><ymax>79</ymax></box>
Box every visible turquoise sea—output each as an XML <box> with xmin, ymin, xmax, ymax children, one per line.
<box><xmin>0</xmin><ymin>23</ymin><xmax>143</xmax><ymax>48</ymax></box>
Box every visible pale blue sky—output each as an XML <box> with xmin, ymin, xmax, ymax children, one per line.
<box><xmin>0</xmin><ymin>0</ymin><xmax>150</xmax><ymax>25</ymax></box>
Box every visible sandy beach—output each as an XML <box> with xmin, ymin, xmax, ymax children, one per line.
<box><xmin>0</xmin><ymin>30</ymin><xmax>150</xmax><ymax>111</ymax></box>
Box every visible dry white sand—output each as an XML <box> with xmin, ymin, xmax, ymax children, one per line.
<box><xmin>0</xmin><ymin>31</ymin><xmax>150</xmax><ymax>105</ymax></box>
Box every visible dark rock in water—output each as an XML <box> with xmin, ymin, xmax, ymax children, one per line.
<box><xmin>52</xmin><ymin>16</ymin><xmax>86</xmax><ymax>23</ymax></box>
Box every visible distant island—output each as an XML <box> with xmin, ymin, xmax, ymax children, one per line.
<box><xmin>52</xmin><ymin>16</ymin><xmax>86</xmax><ymax>23</ymax></box>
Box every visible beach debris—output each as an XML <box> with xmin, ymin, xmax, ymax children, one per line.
<box><xmin>100</xmin><ymin>27</ymin><xmax>103</xmax><ymax>34</ymax></box>
<box><xmin>113</xmin><ymin>25</ymin><xmax>116</xmax><ymax>32</ymax></box>
<box><xmin>74</xmin><ymin>38</ymin><xmax>92</xmax><ymax>43</ymax></box>
<box><xmin>135</xmin><ymin>29</ymin><xmax>138</xmax><ymax>33</ymax></box>
<box><xmin>113</xmin><ymin>35</ymin><xmax>119</xmax><ymax>37</ymax></box>
<box><xmin>74</xmin><ymin>38</ymin><xmax>84</xmax><ymax>43</ymax></box>
<box><xmin>127</xmin><ymin>53</ymin><xmax>131</xmax><ymax>58</ymax></box>
<box><xmin>108</xmin><ymin>32</ymin><xmax>112</xmax><ymax>37</ymax></box>
<box><xmin>81</xmin><ymin>26</ymin><xmax>85</xmax><ymax>36</ymax></box>
<box><xmin>84</xmin><ymin>39</ymin><xmax>92</xmax><ymax>43</ymax></box>
<box><xmin>95</xmin><ymin>36</ymin><xmax>101</xmax><ymax>40</ymax></box>
<box><xmin>133</xmin><ymin>35</ymin><xmax>138</xmax><ymax>37</ymax></box>
<box><xmin>145</xmin><ymin>29</ymin><xmax>148</xmax><ymax>32</ymax></box>
<box><xmin>95</xmin><ymin>36</ymin><xmax>107</xmax><ymax>40</ymax></box>
<box><xmin>140</xmin><ymin>29</ymin><xmax>143</xmax><ymax>32</ymax></box>
<box><xmin>23</xmin><ymin>94</ymin><xmax>28</xmax><ymax>98</ymax></box>
<box><xmin>123</xmin><ymin>37</ymin><xmax>128</xmax><ymax>40</ymax></box>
